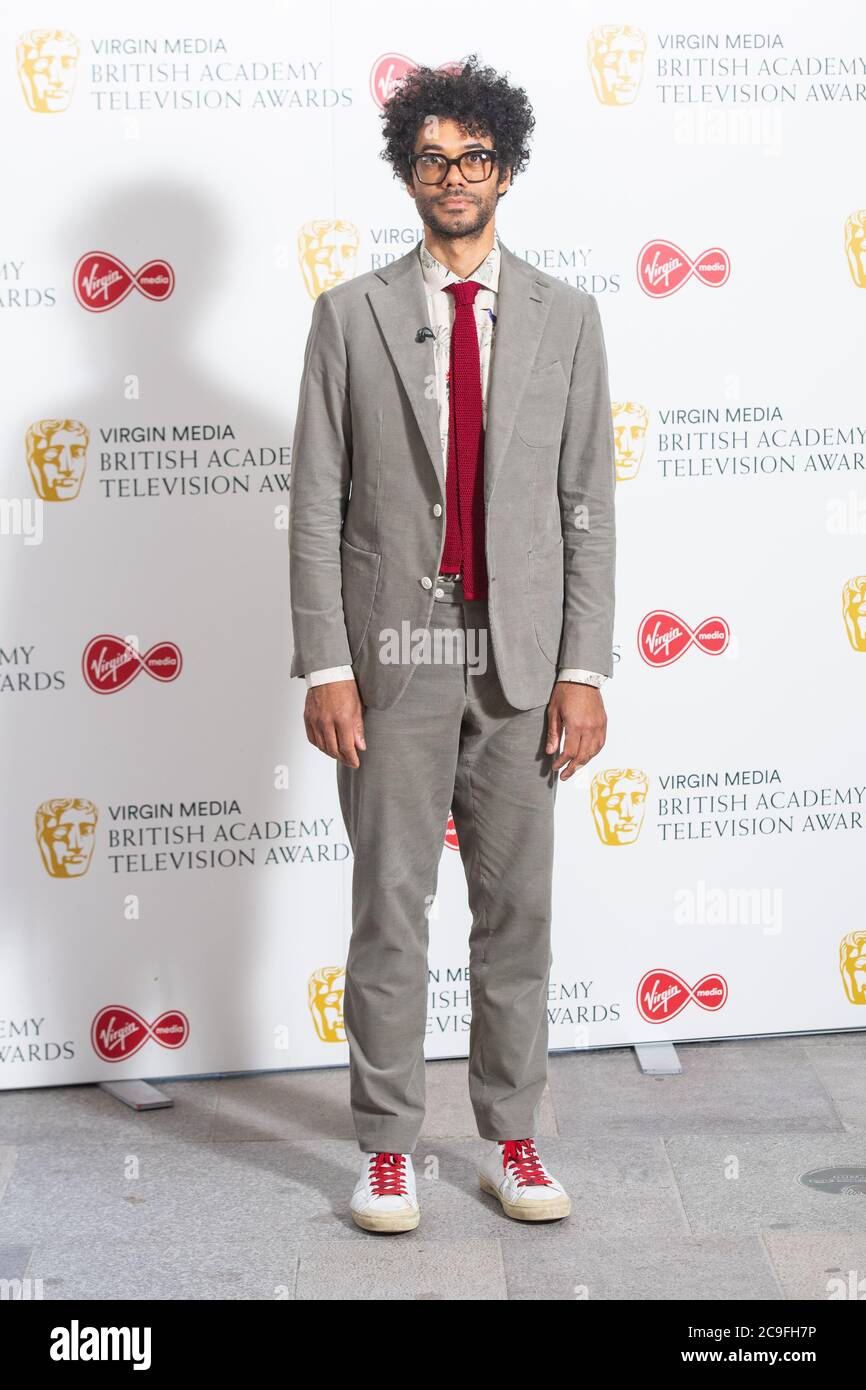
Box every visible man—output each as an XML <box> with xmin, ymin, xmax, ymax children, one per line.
<box><xmin>289</xmin><ymin>55</ymin><xmax>616</xmax><ymax>1232</ymax></box>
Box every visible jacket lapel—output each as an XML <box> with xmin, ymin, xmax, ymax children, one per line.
<box><xmin>366</xmin><ymin>248</ymin><xmax>444</xmax><ymax>494</ymax></box>
<box><xmin>484</xmin><ymin>239</ymin><xmax>554</xmax><ymax>500</ymax></box>
<box><xmin>365</xmin><ymin>236</ymin><xmax>555</xmax><ymax>503</ymax></box>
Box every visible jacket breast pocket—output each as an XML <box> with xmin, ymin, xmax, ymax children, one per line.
<box><xmin>528</xmin><ymin>535</ymin><xmax>565</xmax><ymax>663</ymax></box>
<box><xmin>340</xmin><ymin>536</ymin><xmax>382</xmax><ymax>660</ymax></box>
<box><xmin>514</xmin><ymin>360</ymin><xmax>569</xmax><ymax>447</ymax></box>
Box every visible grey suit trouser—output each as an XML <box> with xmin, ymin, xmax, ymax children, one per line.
<box><xmin>336</xmin><ymin>575</ymin><xmax>558</xmax><ymax>1153</ymax></box>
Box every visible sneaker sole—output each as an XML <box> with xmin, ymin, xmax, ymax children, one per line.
<box><xmin>350</xmin><ymin>1204</ymin><xmax>420</xmax><ymax>1233</ymax></box>
<box><xmin>478</xmin><ymin>1171</ymin><xmax>571</xmax><ymax>1221</ymax></box>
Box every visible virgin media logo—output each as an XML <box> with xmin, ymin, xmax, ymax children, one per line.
<box><xmin>637</xmin><ymin>239</ymin><xmax>730</xmax><ymax>297</ymax></box>
<box><xmin>81</xmin><ymin>634</ymin><xmax>183</xmax><ymax>692</ymax></box>
<box><xmin>369</xmin><ymin>53</ymin><xmax>416</xmax><ymax>108</ymax></box>
<box><xmin>73</xmin><ymin>251</ymin><xmax>175</xmax><ymax>311</ymax></box>
<box><xmin>91</xmin><ymin>1005</ymin><xmax>190</xmax><ymax>1061</ymax></box>
<box><xmin>369</xmin><ymin>55</ymin><xmax>463</xmax><ymax>109</ymax></box>
<box><xmin>637</xmin><ymin>609</ymin><xmax>730</xmax><ymax>666</ymax></box>
<box><xmin>636</xmin><ymin>969</ymin><xmax>728</xmax><ymax>1023</ymax></box>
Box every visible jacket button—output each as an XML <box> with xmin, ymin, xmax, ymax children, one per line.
<box><xmin>421</xmin><ymin>576</ymin><xmax>433</xmax><ymax>589</ymax></box>
<box><xmin>433</xmin><ymin>503</ymin><xmax>442</xmax><ymax>517</ymax></box>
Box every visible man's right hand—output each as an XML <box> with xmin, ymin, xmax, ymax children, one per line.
<box><xmin>303</xmin><ymin>679</ymin><xmax>366</xmax><ymax>768</ymax></box>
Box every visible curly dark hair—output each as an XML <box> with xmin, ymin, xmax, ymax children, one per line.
<box><xmin>379</xmin><ymin>52</ymin><xmax>535</xmax><ymax>196</ymax></box>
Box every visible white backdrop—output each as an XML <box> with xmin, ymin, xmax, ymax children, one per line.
<box><xmin>2</xmin><ymin>0</ymin><xmax>865</xmax><ymax>1090</ymax></box>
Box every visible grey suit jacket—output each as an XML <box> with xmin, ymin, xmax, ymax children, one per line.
<box><xmin>288</xmin><ymin>236</ymin><xmax>616</xmax><ymax>711</ymax></box>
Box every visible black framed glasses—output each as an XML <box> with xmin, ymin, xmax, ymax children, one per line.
<box><xmin>410</xmin><ymin>149</ymin><xmax>499</xmax><ymax>185</ymax></box>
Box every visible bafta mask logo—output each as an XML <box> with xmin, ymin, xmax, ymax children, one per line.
<box><xmin>298</xmin><ymin>220</ymin><xmax>360</xmax><ymax>299</ymax></box>
<box><xmin>591</xmin><ymin>768</ymin><xmax>648</xmax><ymax>845</ymax></box>
<box><xmin>842</xmin><ymin>575</ymin><xmax>866</xmax><ymax>651</ymax></box>
<box><xmin>17</xmin><ymin>28</ymin><xmax>79</xmax><ymax>112</ymax></box>
<box><xmin>26</xmin><ymin>419</ymin><xmax>89</xmax><ymax>501</ymax></box>
<box><xmin>587</xmin><ymin>25</ymin><xmax>647</xmax><ymax>106</ymax></box>
<box><xmin>36</xmin><ymin>797</ymin><xmax>97</xmax><ymax>877</ymax></box>
<box><xmin>839</xmin><ymin>931</ymin><xmax>866</xmax><ymax>1004</ymax></box>
<box><xmin>612</xmin><ymin>402</ymin><xmax>648</xmax><ymax>481</ymax></box>
<box><xmin>844</xmin><ymin>211</ymin><xmax>866</xmax><ymax>287</ymax></box>
<box><xmin>308</xmin><ymin>966</ymin><xmax>346</xmax><ymax>1042</ymax></box>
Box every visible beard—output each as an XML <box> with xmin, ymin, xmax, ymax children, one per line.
<box><xmin>416</xmin><ymin>191</ymin><xmax>496</xmax><ymax>241</ymax></box>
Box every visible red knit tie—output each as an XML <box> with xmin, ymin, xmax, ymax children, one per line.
<box><xmin>439</xmin><ymin>279</ymin><xmax>488</xmax><ymax>600</ymax></box>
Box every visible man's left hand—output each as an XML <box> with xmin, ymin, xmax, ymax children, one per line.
<box><xmin>545</xmin><ymin>681</ymin><xmax>607</xmax><ymax>780</ymax></box>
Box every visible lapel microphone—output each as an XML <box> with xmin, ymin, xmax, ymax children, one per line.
<box><xmin>415</xmin><ymin>326</ymin><xmax>434</xmax><ymax>342</ymax></box>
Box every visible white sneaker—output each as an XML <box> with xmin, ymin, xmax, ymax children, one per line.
<box><xmin>349</xmin><ymin>1150</ymin><xmax>420</xmax><ymax>1232</ymax></box>
<box><xmin>478</xmin><ymin>1138</ymin><xmax>571</xmax><ymax>1221</ymax></box>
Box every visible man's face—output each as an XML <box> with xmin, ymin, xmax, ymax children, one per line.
<box><xmin>405</xmin><ymin>116</ymin><xmax>511</xmax><ymax>240</ymax></box>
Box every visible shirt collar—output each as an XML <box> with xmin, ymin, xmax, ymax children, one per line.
<box><xmin>418</xmin><ymin>233</ymin><xmax>501</xmax><ymax>294</ymax></box>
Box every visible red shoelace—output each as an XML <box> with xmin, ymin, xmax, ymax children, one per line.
<box><xmin>501</xmin><ymin>1139</ymin><xmax>553</xmax><ymax>1188</ymax></box>
<box><xmin>369</xmin><ymin>1152</ymin><xmax>408</xmax><ymax>1196</ymax></box>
